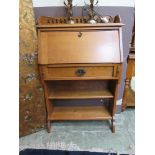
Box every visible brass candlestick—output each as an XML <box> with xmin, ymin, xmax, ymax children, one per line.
<box><xmin>64</xmin><ymin>0</ymin><xmax>75</xmax><ymax>24</ymax></box>
<box><xmin>86</xmin><ymin>0</ymin><xmax>98</xmax><ymax>24</ymax></box>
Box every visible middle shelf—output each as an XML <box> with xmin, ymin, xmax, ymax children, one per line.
<box><xmin>47</xmin><ymin>80</ymin><xmax>115</xmax><ymax>99</ymax></box>
<box><xmin>49</xmin><ymin>89</ymin><xmax>113</xmax><ymax>99</ymax></box>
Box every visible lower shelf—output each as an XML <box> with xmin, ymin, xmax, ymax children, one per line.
<box><xmin>49</xmin><ymin>106</ymin><xmax>112</xmax><ymax>121</ymax></box>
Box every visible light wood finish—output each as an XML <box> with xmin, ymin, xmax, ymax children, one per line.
<box><xmin>37</xmin><ymin>16</ymin><xmax>122</xmax><ymax>25</ymax></box>
<box><xmin>37</xmin><ymin>16</ymin><xmax>124</xmax><ymax>133</ymax></box>
<box><xmin>49</xmin><ymin>106</ymin><xmax>112</xmax><ymax>121</ymax></box>
<box><xmin>49</xmin><ymin>90</ymin><xmax>113</xmax><ymax>99</ymax></box>
<box><xmin>122</xmin><ymin>17</ymin><xmax>135</xmax><ymax>111</ymax></box>
<box><xmin>48</xmin><ymin>80</ymin><xmax>113</xmax><ymax>99</ymax></box>
<box><xmin>126</xmin><ymin>55</ymin><xmax>135</xmax><ymax>78</ymax></box>
<box><xmin>42</xmin><ymin>64</ymin><xmax>119</xmax><ymax>80</ymax></box>
<box><xmin>39</xmin><ymin>30</ymin><xmax>121</xmax><ymax>64</ymax></box>
<box><xmin>122</xmin><ymin>52</ymin><xmax>135</xmax><ymax>111</ymax></box>
<box><xmin>123</xmin><ymin>87</ymin><xmax>135</xmax><ymax>107</ymax></box>
<box><xmin>111</xmin><ymin>81</ymin><xmax>118</xmax><ymax>133</ymax></box>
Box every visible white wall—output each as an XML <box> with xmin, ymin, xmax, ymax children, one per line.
<box><xmin>32</xmin><ymin>0</ymin><xmax>134</xmax><ymax>7</ymax></box>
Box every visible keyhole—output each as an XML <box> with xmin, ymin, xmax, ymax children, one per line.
<box><xmin>78</xmin><ymin>32</ymin><xmax>82</xmax><ymax>38</ymax></box>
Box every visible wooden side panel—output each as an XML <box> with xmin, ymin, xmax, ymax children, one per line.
<box><xmin>38</xmin><ymin>30</ymin><xmax>121</xmax><ymax>64</ymax></box>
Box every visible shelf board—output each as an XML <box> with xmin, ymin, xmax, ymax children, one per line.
<box><xmin>49</xmin><ymin>106</ymin><xmax>112</xmax><ymax>121</ymax></box>
<box><xmin>48</xmin><ymin>89</ymin><xmax>114</xmax><ymax>99</ymax></box>
<box><xmin>44</xmin><ymin>77</ymin><xmax>119</xmax><ymax>81</ymax></box>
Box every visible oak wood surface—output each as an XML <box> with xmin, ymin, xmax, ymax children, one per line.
<box><xmin>37</xmin><ymin>16</ymin><xmax>123</xmax><ymax>25</ymax></box>
<box><xmin>49</xmin><ymin>89</ymin><xmax>113</xmax><ymax>99</ymax></box>
<box><xmin>37</xmin><ymin>16</ymin><xmax>123</xmax><ymax>133</ymax></box>
<box><xmin>122</xmin><ymin>15</ymin><xmax>135</xmax><ymax>111</ymax></box>
<box><xmin>37</xmin><ymin>24</ymin><xmax>124</xmax><ymax>28</ymax></box>
<box><xmin>48</xmin><ymin>80</ymin><xmax>113</xmax><ymax>99</ymax></box>
<box><xmin>49</xmin><ymin>90</ymin><xmax>113</xmax><ymax>99</ymax></box>
<box><xmin>40</xmin><ymin>64</ymin><xmax>122</xmax><ymax>80</ymax></box>
<box><xmin>39</xmin><ymin>30</ymin><xmax>121</xmax><ymax>64</ymax></box>
<box><xmin>50</xmin><ymin>106</ymin><xmax>112</xmax><ymax>121</ymax></box>
<box><xmin>126</xmin><ymin>58</ymin><xmax>135</xmax><ymax>78</ymax></box>
<box><xmin>122</xmin><ymin>50</ymin><xmax>135</xmax><ymax>111</ymax></box>
<box><xmin>44</xmin><ymin>65</ymin><xmax>117</xmax><ymax>79</ymax></box>
<box><xmin>124</xmin><ymin>88</ymin><xmax>135</xmax><ymax>107</ymax></box>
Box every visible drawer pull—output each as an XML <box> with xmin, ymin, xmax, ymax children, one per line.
<box><xmin>78</xmin><ymin>32</ymin><xmax>82</xmax><ymax>38</ymax></box>
<box><xmin>75</xmin><ymin>68</ymin><xmax>86</xmax><ymax>76</ymax></box>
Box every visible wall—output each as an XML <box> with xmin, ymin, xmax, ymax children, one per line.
<box><xmin>32</xmin><ymin>0</ymin><xmax>134</xmax><ymax>7</ymax></box>
<box><xmin>32</xmin><ymin>0</ymin><xmax>135</xmax><ymax>113</ymax></box>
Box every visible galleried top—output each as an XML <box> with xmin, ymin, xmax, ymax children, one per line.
<box><xmin>37</xmin><ymin>15</ymin><xmax>123</xmax><ymax>25</ymax></box>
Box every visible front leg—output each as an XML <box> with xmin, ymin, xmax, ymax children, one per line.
<box><xmin>47</xmin><ymin>120</ymin><xmax>51</xmax><ymax>133</ymax></box>
<box><xmin>111</xmin><ymin>117</ymin><xmax>115</xmax><ymax>133</ymax></box>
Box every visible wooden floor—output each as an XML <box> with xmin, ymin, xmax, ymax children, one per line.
<box><xmin>49</xmin><ymin>106</ymin><xmax>112</xmax><ymax>121</ymax></box>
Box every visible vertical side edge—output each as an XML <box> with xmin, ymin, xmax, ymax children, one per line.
<box><xmin>118</xmin><ymin>27</ymin><xmax>124</xmax><ymax>63</ymax></box>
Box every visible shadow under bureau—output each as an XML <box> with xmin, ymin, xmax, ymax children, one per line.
<box><xmin>37</xmin><ymin>16</ymin><xmax>124</xmax><ymax>133</ymax></box>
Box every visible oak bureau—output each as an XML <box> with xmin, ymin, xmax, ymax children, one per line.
<box><xmin>37</xmin><ymin>16</ymin><xmax>124</xmax><ymax>133</ymax></box>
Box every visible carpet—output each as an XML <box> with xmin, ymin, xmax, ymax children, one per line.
<box><xmin>19</xmin><ymin>149</ymin><xmax>129</xmax><ymax>155</ymax></box>
<box><xmin>20</xmin><ymin>109</ymin><xmax>135</xmax><ymax>154</ymax></box>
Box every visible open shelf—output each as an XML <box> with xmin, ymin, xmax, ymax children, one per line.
<box><xmin>49</xmin><ymin>89</ymin><xmax>113</xmax><ymax>99</ymax></box>
<box><xmin>44</xmin><ymin>77</ymin><xmax>119</xmax><ymax>81</ymax></box>
<box><xmin>47</xmin><ymin>80</ymin><xmax>114</xmax><ymax>99</ymax></box>
<box><xmin>49</xmin><ymin>105</ymin><xmax>112</xmax><ymax>121</ymax></box>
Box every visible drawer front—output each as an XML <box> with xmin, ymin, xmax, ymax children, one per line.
<box><xmin>41</xmin><ymin>65</ymin><xmax>119</xmax><ymax>80</ymax></box>
<box><xmin>39</xmin><ymin>30</ymin><xmax>121</xmax><ymax>64</ymax></box>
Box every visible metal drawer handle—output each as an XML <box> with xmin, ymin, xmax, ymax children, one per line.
<box><xmin>75</xmin><ymin>68</ymin><xmax>86</xmax><ymax>76</ymax></box>
<box><xmin>78</xmin><ymin>32</ymin><xmax>82</xmax><ymax>38</ymax></box>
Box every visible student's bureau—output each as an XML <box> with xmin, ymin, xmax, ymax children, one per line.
<box><xmin>37</xmin><ymin>16</ymin><xmax>124</xmax><ymax>133</ymax></box>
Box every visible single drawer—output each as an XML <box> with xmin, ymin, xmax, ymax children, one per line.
<box><xmin>41</xmin><ymin>64</ymin><xmax>120</xmax><ymax>80</ymax></box>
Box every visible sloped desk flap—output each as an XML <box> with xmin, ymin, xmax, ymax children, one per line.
<box><xmin>37</xmin><ymin>24</ymin><xmax>123</xmax><ymax>64</ymax></box>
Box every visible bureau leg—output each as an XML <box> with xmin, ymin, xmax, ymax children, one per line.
<box><xmin>121</xmin><ymin>101</ymin><xmax>126</xmax><ymax>112</ymax></box>
<box><xmin>111</xmin><ymin>117</ymin><xmax>115</xmax><ymax>133</ymax></box>
<box><xmin>47</xmin><ymin>120</ymin><xmax>51</xmax><ymax>133</ymax></box>
<box><xmin>122</xmin><ymin>79</ymin><xmax>130</xmax><ymax>112</ymax></box>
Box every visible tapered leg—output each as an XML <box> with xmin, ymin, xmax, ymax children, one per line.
<box><xmin>111</xmin><ymin>117</ymin><xmax>115</xmax><ymax>133</ymax></box>
<box><xmin>47</xmin><ymin>120</ymin><xmax>51</xmax><ymax>133</ymax></box>
<box><xmin>121</xmin><ymin>101</ymin><xmax>126</xmax><ymax>112</ymax></box>
<box><xmin>122</xmin><ymin>79</ymin><xmax>130</xmax><ymax>112</ymax></box>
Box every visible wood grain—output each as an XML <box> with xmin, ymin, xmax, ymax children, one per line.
<box><xmin>50</xmin><ymin>106</ymin><xmax>112</xmax><ymax>121</ymax></box>
<box><xmin>37</xmin><ymin>16</ymin><xmax>123</xmax><ymax>25</ymax></box>
<box><xmin>43</xmin><ymin>65</ymin><xmax>117</xmax><ymax>79</ymax></box>
<box><xmin>47</xmin><ymin>80</ymin><xmax>113</xmax><ymax>99</ymax></box>
<box><xmin>122</xmin><ymin>26</ymin><xmax>135</xmax><ymax>111</ymax></box>
<box><xmin>37</xmin><ymin>16</ymin><xmax>124</xmax><ymax>133</ymax></box>
<box><xmin>49</xmin><ymin>89</ymin><xmax>113</xmax><ymax>99</ymax></box>
<box><xmin>39</xmin><ymin>30</ymin><xmax>121</xmax><ymax>64</ymax></box>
